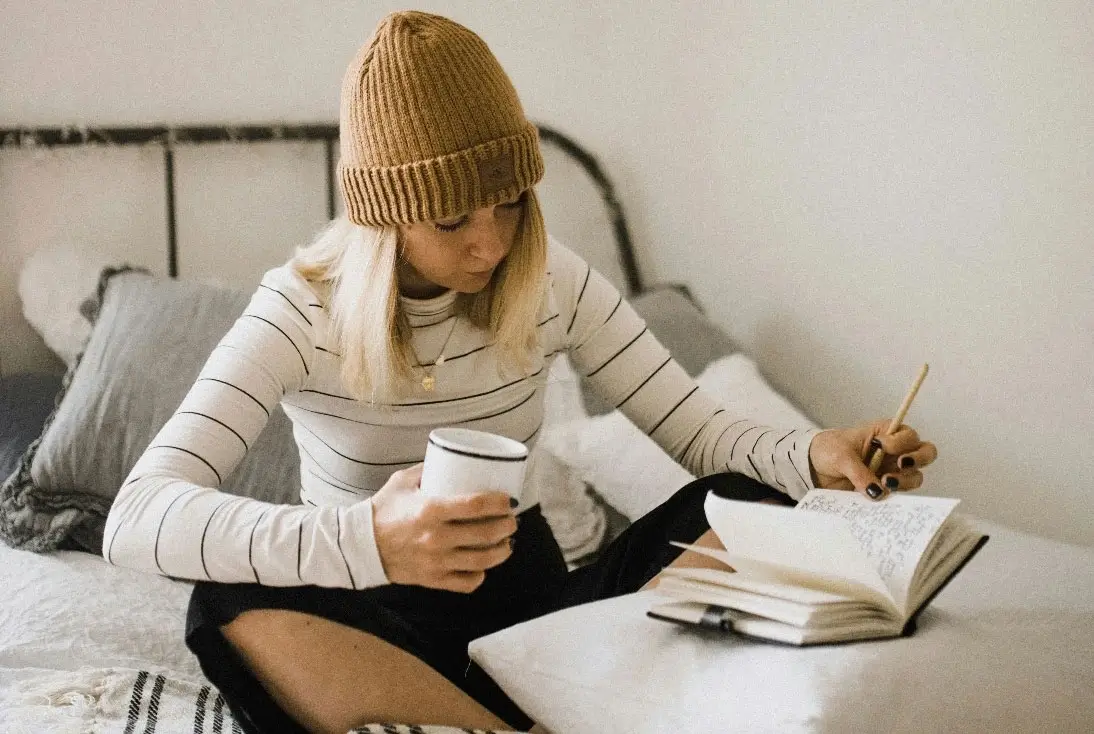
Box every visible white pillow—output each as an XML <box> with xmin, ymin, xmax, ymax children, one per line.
<box><xmin>546</xmin><ymin>353</ymin><xmax>818</xmax><ymax>521</ymax></box>
<box><xmin>469</xmin><ymin>520</ymin><xmax>1094</xmax><ymax>733</ymax></box>
<box><xmin>535</xmin><ymin>355</ymin><xmax>607</xmax><ymax>563</ymax></box>
<box><xmin>18</xmin><ymin>244</ymin><xmax>115</xmax><ymax>366</ymax></box>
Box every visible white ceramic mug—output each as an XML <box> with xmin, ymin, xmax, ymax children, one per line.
<box><xmin>419</xmin><ymin>428</ymin><xmax>529</xmax><ymax>502</ymax></box>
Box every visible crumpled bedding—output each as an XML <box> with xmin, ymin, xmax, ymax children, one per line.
<box><xmin>0</xmin><ymin>546</ymin><xmax>518</xmax><ymax>733</ymax></box>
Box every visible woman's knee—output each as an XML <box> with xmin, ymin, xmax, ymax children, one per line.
<box><xmin>219</xmin><ymin>610</ymin><xmax>387</xmax><ymax>733</ymax></box>
<box><xmin>221</xmin><ymin>607</ymin><xmax>318</xmax><ymax>649</ymax></box>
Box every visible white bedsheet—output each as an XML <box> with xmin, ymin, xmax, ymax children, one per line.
<box><xmin>0</xmin><ymin>547</ymin><xmax>202</xmax><ymax>678</ymax></box>
<box><xmin>0</xmin><ymin>546</ymin><xmax>203</xmax><ymax>732</ymax></box>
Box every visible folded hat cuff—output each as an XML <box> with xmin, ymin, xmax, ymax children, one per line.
<box><xmin>339</xmin><ymin>123</ymin><xmax>544</xmax><ymax>227</ymax></box>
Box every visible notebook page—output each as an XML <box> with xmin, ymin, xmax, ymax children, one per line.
<box><xmin>660</xmin><ymin>563</ymin><xmax>859</xmax><ymax>605</ymax></box>
<box><xmin>703</xmin><ymin>493</ymin><xmax>894</xmax><ymax>607</ymax></box>
<box><xmin>796</xmin><ymin>489</ymin><xmax>959</xmax><ymax>612</ymax></box>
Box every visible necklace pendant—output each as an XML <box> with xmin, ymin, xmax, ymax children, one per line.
<box><xmin>422</xmin><ymin>374</ymin><xmax>436</xmax><ymax>391</ymax></box>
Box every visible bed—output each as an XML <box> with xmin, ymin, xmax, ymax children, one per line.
<box><xmin>1</xmin><ymin>122</ymin><xmax>1092</xmax><ymax>734</ymax></box>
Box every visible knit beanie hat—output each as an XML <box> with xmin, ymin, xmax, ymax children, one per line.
<box><xmin>338</xmin><ymin>11</ymin><xmax>544</xmax><ymax>226</ymax></box>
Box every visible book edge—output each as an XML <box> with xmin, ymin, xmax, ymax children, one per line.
<box><xmin>901</xmin><ymin>533</ymin><xmax>990</xmax><ymax>636</ymax></box>
<box><xmin>645</xmin><ymin>604</ymin><xmax>906</xmax><ymax>647</ymax></box>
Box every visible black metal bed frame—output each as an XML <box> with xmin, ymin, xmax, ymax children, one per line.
<box><xmin>0</xmin><ymin>123</ymin><xmax>643</xmax><ymax>294</ymax></box>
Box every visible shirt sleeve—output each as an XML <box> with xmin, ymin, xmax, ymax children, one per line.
<box><xmin>551</xmin><ymin>241</ymin><xmax>821</xmax><ymax>501</ymax></box>
<box><xmin>102</xmin><ymin>268</ymin><xmax>390</xmax><ymax>589</ymax></box>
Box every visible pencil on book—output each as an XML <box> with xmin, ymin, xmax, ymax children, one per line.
<box><xmin>866</xmin><ymin>363</ymin><xmax>929</xmax><ymax>474</ymax></box>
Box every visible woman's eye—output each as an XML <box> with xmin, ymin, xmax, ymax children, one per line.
<box><xmin>434</xmin><ymin>218</ymin><xmax>466</xmax><ymax>232</ymax></box>
<box><xmin>433</xmin><ymin>194</ymin><xmax>524</xmax><ymax>232</ymax></box>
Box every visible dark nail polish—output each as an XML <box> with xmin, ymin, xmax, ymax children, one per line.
<box><xmin>866</xmin><ymin>483</ymin><xmax>883</xmax><ymax>499</ymax></box>
<box><xmin>899</xmin><ymin>456</ymin><xmax>916</xmax><ymax>469</ymax></box>
<box><xmin>509</xmin><ymin>497</ymin><xmax>519</xmax><ymax>508</ymax></box>
<box><xmin>884</xmin><ymin>475</ymin><xmax>899</xmax><ymax>490</ymax></box>
<box><xmin>869</xmin><ymin>438</ymin><xmax>883</xmax><ymax>450</ymax></box>
<box><xmin>509</xmin><ymin>537</ymin><xmax>516</xmax><ymax>551</ymax></box>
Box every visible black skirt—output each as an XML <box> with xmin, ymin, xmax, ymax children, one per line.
<box><xmin>185</xmin><ymin>472</ymin><xmax>792</xmax><ymax>732</ymax></box>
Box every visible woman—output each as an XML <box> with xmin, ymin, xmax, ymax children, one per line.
<box><xmin>103</xmin><ymin>11</ymin><xmax>936</xmax><ymax>734</ymax></box>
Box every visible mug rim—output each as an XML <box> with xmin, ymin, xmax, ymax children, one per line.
<box><xmin>428</xmin><ymin>427</ymin><xmax>528</xmax><ymax>462</ymax></box>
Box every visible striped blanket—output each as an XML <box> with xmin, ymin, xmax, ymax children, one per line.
<box><xmin>1</xmin><ymin>668</ymin><xmax>512</xmax><ymax>734</ymax></box>
<box><xmin>123</xmin><ymin>671</ymin><xmax>241</xmax><ymax>734</ymax></box>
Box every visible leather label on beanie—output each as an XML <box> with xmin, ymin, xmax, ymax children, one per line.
<box><xmin>476</xmin><ymin>149</ymin><xmax>516</xmax><ymax>195</ymax></box>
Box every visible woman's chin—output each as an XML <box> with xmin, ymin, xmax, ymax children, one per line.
<box><xmin>457</xmin><ymin>269</ymin><xmax>495</xmax><ymax>292</ymax></box>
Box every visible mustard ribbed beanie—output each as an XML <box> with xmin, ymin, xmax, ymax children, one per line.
<box><xmin>338</xmin><ymin>11</ymin><xmax>544</xmax><ymax>226</ymax></box>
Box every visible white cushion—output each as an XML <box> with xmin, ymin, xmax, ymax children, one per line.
<box><xmin>469</xmin><ymin>519</ymin><xmax>1094</xmax><ymax>733</ymax></box>
<box><xmin>544</xmin><ymin>353</ymin><xmax>817</xmax><ymax>521</ymax></box>
<box><xmin>17</xmin><ymin>244</ymin><xmax>113</xmax><ymax>367</ymax></box>
<box><xmin>535</xmin><ymin>355</ymin><xmax>607</xmax><ymax>562</ymax></box>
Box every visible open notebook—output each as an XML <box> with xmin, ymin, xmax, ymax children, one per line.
<box><xmin>649</xmin><ymin>489</ymin><xmax>988</xmax><ymax>645</ymax></box>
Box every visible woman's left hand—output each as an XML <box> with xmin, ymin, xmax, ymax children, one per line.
<box><xmin>808</xmin><ymin>419</ymin><xmax>938</xmax><ymax>500</ymax></box>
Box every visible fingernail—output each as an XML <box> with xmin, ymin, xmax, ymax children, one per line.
<box><xmin>884</xmin><ymin>475</ymin><xmax>899</xmax><ymax>490</ymax></box>
<box><xmin>509</xmin><ymin>497</ymin><xmax>519</xmax><ymax>508</ymax></box>
<box><xmin>899</xmin><ymin>456</ymin><xmax>915</xmax><ymax>469</ymax></box>
<box><xmin>509</xmin><ymin>537</ymin><xmax>516</xmax><ymax>551</ymax></box>
<box><xmin>869</xmin><ymin>438</ymin><xmax>883</xmax><ymax>450</ymax></box>
<box><xmin>866</xmin><ymin>483</ymin><xmax>883</xmax><ymax>499</ymax></box>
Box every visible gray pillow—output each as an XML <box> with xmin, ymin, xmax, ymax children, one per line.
<box><xmin>0</xmin><ymin>268</ymin><xmax>300</xmax><ymax>554</ymax></box>
<box><xmin>581</xmin><ymin>285</ymin><xmax>738</xmax><ymax>415</ymax></box>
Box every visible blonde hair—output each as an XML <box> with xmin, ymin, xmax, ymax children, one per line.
<box><xmin>291</xmin><ymin>189</ymin><xmax>547</xmax><ymax>401</ymax></box>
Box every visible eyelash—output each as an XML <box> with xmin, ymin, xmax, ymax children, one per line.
<box><xmin>434</xmin><ymin>196</ymin><xmax>525</xmax><ymax>232</ymax></box>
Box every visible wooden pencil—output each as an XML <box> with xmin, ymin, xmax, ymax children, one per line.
<box><xmin>867</xmin><ymin>363</ymin><xmax>929</xmax><ymax>474</ymax></box>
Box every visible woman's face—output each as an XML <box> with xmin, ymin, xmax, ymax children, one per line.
<box><xmin>396</xmin><ymin>191</ymin><xmax>527</xmax><ymax>298</ymax></box>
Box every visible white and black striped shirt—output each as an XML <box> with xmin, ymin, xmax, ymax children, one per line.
<box><xmin>102</xmin><ymin>238</ymin><xmax>820</xmax><ymax>589</ymax></box>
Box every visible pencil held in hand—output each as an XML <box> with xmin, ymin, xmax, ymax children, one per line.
<box><xmin>866</xmin><ymin>363</ymin><xmax>929</xmax><ymax>474</ymax></box>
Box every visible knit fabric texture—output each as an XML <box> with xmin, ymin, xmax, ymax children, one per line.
<box><xmin>338</xmin><ymin>11</ymin><xmax>544</xmax><ymax>226</ymax></box>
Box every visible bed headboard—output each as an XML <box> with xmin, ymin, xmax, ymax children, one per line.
<box><xmin>0</xmin><ymin>122</ymin><xmax>643</xmax><ymax>376</ymax></box>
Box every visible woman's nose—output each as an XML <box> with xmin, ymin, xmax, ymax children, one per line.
<box><xmin>468</xmin><ymin>217</ymin><xmax>509</xmax><ymax>264</ymax></box>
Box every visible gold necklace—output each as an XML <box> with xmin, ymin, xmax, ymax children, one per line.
<box><xmin>413</xmin><ymin>317</ymin><xmax>459</xmax><ymax>391</ymax></box>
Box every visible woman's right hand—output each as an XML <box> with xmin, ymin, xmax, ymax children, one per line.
<box><xmin>370</xmin><ymin>464</ymin><xmax>517</xmax><ymax>593</ymax></box>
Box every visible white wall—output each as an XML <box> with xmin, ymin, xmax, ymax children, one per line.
<box><xmin>3</xmin><ymin>1</ymin><xmax>1091</xmax><ymax>546</ymax></box>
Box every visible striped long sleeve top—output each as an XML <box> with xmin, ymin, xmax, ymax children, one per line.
<box><xmin>102</xmin><ymin>237</ymin><xmax>820</xmax><ymax>589</ymax></box>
